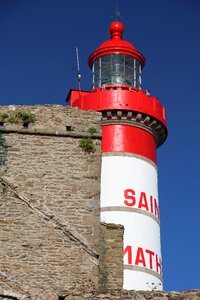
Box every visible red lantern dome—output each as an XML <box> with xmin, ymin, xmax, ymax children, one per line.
<box><xmin>88</xmin><ymin>21</ymin><xmax>145</xmax><ymax>68</ymax></box>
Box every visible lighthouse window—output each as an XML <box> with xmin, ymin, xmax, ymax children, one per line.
<box><xmin>92</xmin><ymin>54</ymin><xmax>142</xmax><ymax>89</ymax></box>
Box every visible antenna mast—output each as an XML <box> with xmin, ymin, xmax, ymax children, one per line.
<box><xmin>76</xmin><ymin>47</ymin><xmax>81</xmax><ymax>91</ymax></box>
<box><xmin>111</xmin><ymin>1</ymin><xmax>122</xmax><ymax>21</ymax></box>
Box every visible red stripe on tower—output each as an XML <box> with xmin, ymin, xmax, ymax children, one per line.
<box><xmin>102</xmin><ymin>125</ymin><xmax>157</xmax><ymax>163</ymax></box>
<box><xmin>68</xmin><ymin>20</ymin><xmax>167</xmax><ymax>291</ymax></box>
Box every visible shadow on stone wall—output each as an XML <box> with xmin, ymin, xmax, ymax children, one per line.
<box><xmin>0</xmin><ymin>133</ymin><xmax>7</xmax><ymax>173</ymax></box>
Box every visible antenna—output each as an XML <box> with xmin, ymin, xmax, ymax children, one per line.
<box><xmin>111</xmin><ymin>1</ymin><xmax>122</xmax><ymax>21</ymax></box>
<box><xmin>76</xmin><ymin>46</ymin><xmax>81</xmax><ymax>91</ymax></box>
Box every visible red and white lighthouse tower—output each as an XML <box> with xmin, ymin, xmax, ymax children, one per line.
<box><xmin>68</xmin><ymin>21</ymin><xmax>167</xmax><ymax>291</ymax></box>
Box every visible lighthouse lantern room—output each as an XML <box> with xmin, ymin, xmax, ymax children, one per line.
<box><xmin>89</xmin><ymin>22</ymin><xmax>143</xmax><ymax>89</ymax></box>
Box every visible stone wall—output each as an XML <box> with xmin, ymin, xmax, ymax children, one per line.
<box><xmin>60</xmin><ymin>290</ymin><xmax>200</xmax><ymax>300</ymax></box>
<box><xmin>99</xmin><ymin>223</ymin><xmax>124</xmax><ymax>292</ymax></box>
<box><xmin>0</xmin><ymin>105</ymin><xmax>102</xmax><ymax>132</ymax></box>
<box><xmin>0</xmin><ymin>105</ymin><xmax>103</xmax><ymax>299</ymax></box>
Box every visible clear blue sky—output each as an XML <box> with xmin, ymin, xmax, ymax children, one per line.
<box><xmin>0</xmin><ymin>0</ymin><xmax>200</xmax><ymax>292</ymax></box>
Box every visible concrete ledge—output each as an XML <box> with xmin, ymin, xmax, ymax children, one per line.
<box><xmin>0</xmin><ymin>128</ymin><xmax>102</xmax><ymax>139</ymax></box>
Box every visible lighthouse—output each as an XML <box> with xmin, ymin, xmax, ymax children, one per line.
<box><xmin>68</xmin><ymin>21</ymin><xmax>167</xmax><ymax>291</ymax></box>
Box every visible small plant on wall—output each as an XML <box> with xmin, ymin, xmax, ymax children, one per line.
<box><xmin>0</xmin><ymin>111</ymin><xmax>36</xmax><ymax>125</ymax></box>
<box><xmin>0</xmin><ymin>113</ymin><xmax>9</xmax><ymax>122</ymax></box>
<box><xmin>15</xmin><ymin>111</ymin><xmax>36</xmax><ymax>123</ymax></box>
<box><xmin>79</xmin><ymin>137</ymin><xmax>95</xmax><ymax>154</ymax></box>
<box><xmin>7</xmin><ymin>115</ymin><xmax>20</xmax><ymax>124</ymax></box>
<box><xmin>87</xmin><ymin>127</ymin><xmax>98</xmax><ymax>135</ymax></box>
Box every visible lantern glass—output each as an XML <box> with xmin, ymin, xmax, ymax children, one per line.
<box><xmin>92</xmin><ymin>54</ymin><xmax>142</xmax><ymax>89</ymax></box>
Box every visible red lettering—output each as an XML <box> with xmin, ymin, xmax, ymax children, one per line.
<box><xmin>124</xmin><ymin>188</ymin><xmax>160</xmax><ymax>219</ymax></box>
<box><xmin>150</xmin><ymin>195</ymin><xmax>153</xmax><ymax>213</ymax></box>
<box><xmin>154</xmin><ymin>198</ymin><xmax>160</xmax><ymax>219</ymax></box>
<box><xmin>123</xmin><ymin>245</ymin><xmax>132</xmax><ymax>265</ymax></box>
<box><xmin>124</xmin><ymin>245</ymin><xmax>161</xmax><ymax>274</ymax></box>
<box><xmin>124</xmin><ymin>189</ymin><xmax>136</xmax><ymax>207</ymax></box>
<box><xmin>138</xmin><ymin>192</ymin><xmax>149</xmax><ymax>211</ymax></box>
<box><xmin>135</xmin><ymin>247</ymin><xmax>146</xmax><ymax>267</ymax></box>
<box><xmin>156</xmin><ymin>254</ymin><xmax>162</xmax><ymax>275</ymax></box>
<box><xmin>145</xmin><ymin>249</ymin><xmax>155</xmax><ymax>269</ymax></box>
